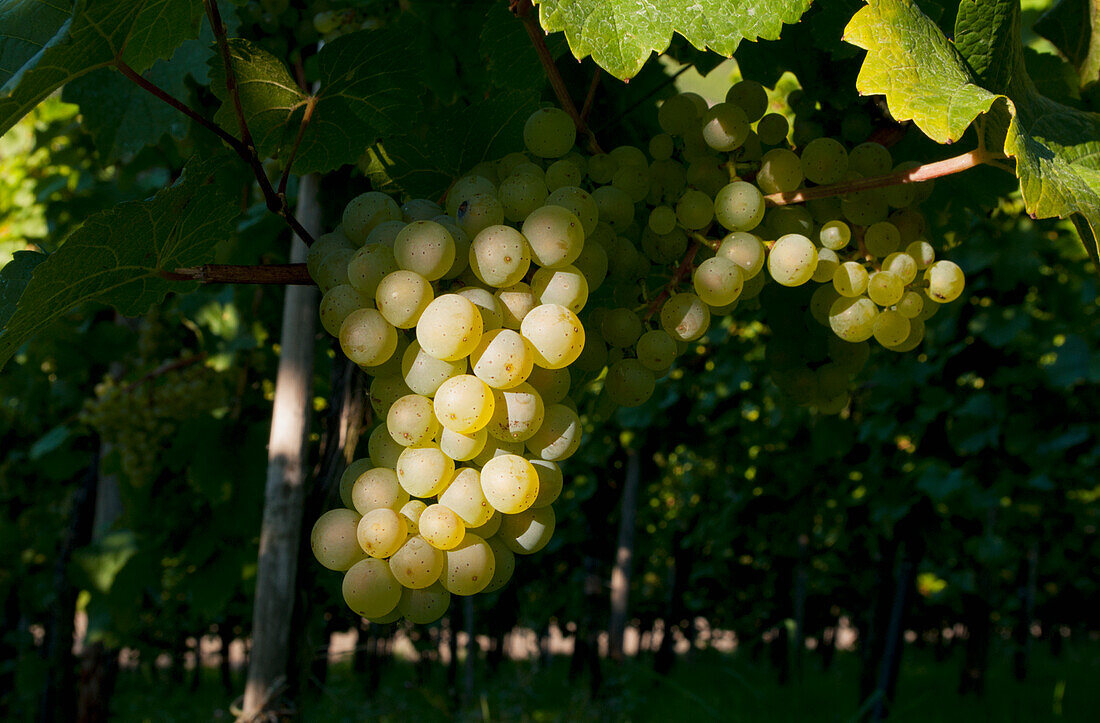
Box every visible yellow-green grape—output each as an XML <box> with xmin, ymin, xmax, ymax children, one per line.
<box><xmin>439</xmin><ymin>467</ymin><xmax>494</xmax><ymax>527</ymax></box>
<box><xmin>469</xmin><ymin>225</ymin><xmax>531</xmax><ymax>288</ymax></box>
<box><xmin>523</xmin><ymin>107</ymin><xmax>576</xmax><ymax>158</ymax></box>
<box><xmin>658</xmin><ymin>93</ymin><xmax>702</xmax><ymax>136</ymax></box>
<box><xmin>756</xmin><ymin>148</ymin><xmax>803</xmax><ymax>194</ymax></box>
<box><xmin>812</xmin><ymin>248</ymin><xmax>841</xmax><ymax>284</ymax></box>
<box><xmin>389</xmin><ymin>535</ymin><xmax>444</xmax><ymax>589</ymax></box>
<box><xmin>487</xmin><ymin>383</ymin><xmax>545</xmax><ymax>443</ymax></box>
<box><xmin>756</xmin><ymin>113</ymin><xmax>789</xmax><ymax>145</ymax></box>
<box><xmin>499</xmin><ymin>173</ymin><xmax>549</xmax><ymax>223</ymax></box>
<box><xmin>531</xmin><ymin>265</ymin><xmax>589</xmax><ymax>314</ymax></box>
<box><xmin>360</xmin><ymin>332</ymin><xmax>408</xmax><ymax>379</ymax></box>
<box><xmin>415</xmin><ymin>294</ymin><xmax>483</xmax><ymax>362</ymax></box>
<box><xmin>765</xmin><ymin>205</ymin><xmax>814</xmax><ymax>238</ymax></box>
<box><xmin>357</xmin><ymin>508</ymin><xmax>408</xmax><ymax>559</ymax></box>
<box><xmin>525</xmin><ymin>403</ymin><xmax>582</xmax><ymax>460</ymax></box>
<box><xmin>472</xmin><ymin>437</ymin><xmax>525</xmax><ymax>467</ymax></box>
<box><xmin>701</xmin><ymin>102</ymin><xmax>750</xmax><ymax>151</ymax></box>
<box><xmin>819</xmin><ymin>220</ymin><xmax>851</xmax><ymax>251</ymax></box>
<box><xmin>470</xmin><ymin>328</ymin><xmax>535</xmax><ymax>390</ymax></box>
<box><xmin>347</xmin><ymin>244</ymin><xmax>398</xmax><ymax>298</ymax></box>
<box><xmin>546</xmin><ymin>158</ymin><xmax>583</xmax><ymax>191</ymax></box>
<box><xmin>873</xmin><ymin>309</ymin><xmax>911</xmax><ymax>348</ymax></box>
<box><xmin>418</xmin><ymin>504</ymin><xmax>466</xmax><ymax>550</ymax></box>
<box><xmin>573</xmin><ymin>235</ymin><xmax>609</xmax><ymax>292</ymax></box>
<box><xmin>481</xmin><ymin>454</ymin><xmax>540</xmax><ymax>514</ymax></box>
<box><xmin>386</xmin><ymin>394</ymin><xmax>438</xmax><ymax>447</ymax></box>
<box><xmin>455</xmin><ymin>286</ymin><xmax>504</xmax><ymax>331</ymax></box>
<box><xmin>810</xmin><ymin>284</ymin><xmax>841</xmax><ymax>327</ymax></box>
<box><xmin>636</xmin><ymin>329</ymin><xmax>677</xmax><ymax>371</ymax></box>
<box><xmin>311</xmin><ymin>509</ymin><xmax>366</xmax><ymax>571</ymax></box>
<box><xmin>918</xmin><ymin>290</ymin><xmax>942</xmax><ymax>320</ymax></box>
<box><xmin>469</xmin><ymin>511</ymin><xmax>502</xmax><ymax>539</ymax></box>
<box><xmin>524</xmin><ymin>366</ymin><xmax>570</xmax><ymax>406</ymax></box>
<box><xmin>800</xmin><ymin>137</ymin><xmax>848</xmax><ymax>185</ymax></box>
<box><xmin>574</xmin><ymin>330</ymin><xmax>609</xmax><ymax>373</ymax></box>
<box><xmin>906</xmin><ymin>240</ymin><xmax>936</xmax><ymax>269</ymax></box>
<box><xmin>726</xmin><ymin>80</ymin><xmax>768</xmax><ymax>122</ymax></box>
<box><xmin>434</xmin><ymin>217</ymin><xmax>471</xmax><ymax>280</ymax></box>
<box><xmin>365</xmin><ymin>220</ymin><xmax>406</xmax><ymax>248</ymax></box>
<box><xmin>339</xmin><ymin>458</ymin><xmax>372</xmax><ymax>509</ymax></box>
<box><xmin>648</xmin><ymin>133</ymin><xmax>675</xmax><ymax>160</ymax></box>
<box><xmin>521</xmin><ymin>304</ymin><xmax>585</xmax><ymax>370</ymax></box>
<box><xmin>520</xmin><ymin>205</ymin><xmax>586</xmax><ymax>269</ymax></box>
<box><xmin>693</xmin><ymin>257</ymin><xmax>744</xmax><ymax>307</ymax></box>
<box><xmin>829</xmin><ymin>296</ymin><xmax>879</xmax><ymax>342</ymax></box>
<box><xmin>320</xmin><ymin>285</ymin><xmax>372</xmax><ymax>338</ymax></box>
<box><xmin>717</xmin><ymin>232</ymin><xmax>766</xmax><ymax>278</ymax></box>
<box><xmin>481</xmin><ymin>536</ymin><xmax>516</xmax><ymax>594</ymax></box>
<box><xmin>589</xmin><ymin>154</ymin><xmax>616</xmax><ymax>185</ymax></box>
<box><xmin>867</xmin><ymin>271</ymin><xmax>905</xmax><ymax>306</ymax></box>
<box><xmin>313</xmin><ymin>247</ymin><xmax>354</xmax><ymax>294</ymax></box>
<box><xmin>495</xmin><ymin>283</ymin><xmax>536</xmax><ymax>330</ymax></box>
<box><xmin>439</xmin><ymin>427</ymin><xmax>487</xmax><ymax>462</ymax></box>
<box><xmin>864</xmin><ymin>222</ymin><xmax>900</xmax><ymax>258</ymax></box>
<box><xmin>352</xmin><ymin>467</ymin><xmax>409</xmax><ymax>515</ymax></box>
<box><xmin>925</xmin><ymin>260</ymin><xmax>965</xmax><ymax>302</ymax></box>
<box><xmin>605</xmin><ymin>359</ymin><xmax>656</xmax><ymax>408</ymax></box>
<box><xmin>609</xmin><ymin>144</ymin><xmax>647</xmax><ymax>168</ymax></box>
<box><xmin>394</xmin><ymin>221</ymin><xmax>456</xmax><ymax>281</ymax></box>
<box><xmin>833</xmin><ymin>261</ymin><xmax>869</xmax><ymax>297</ymax></box>
<box><xmin>396</xmin><ymin>444</ymin><xmax>454</xmax><ymax>498</ymax></box>
<box><xmin>369</xmin><ymin>374</ymin><xmax>413</xmax><ymax>418</ymax></box>
<box><xmin>397</xmin><ymin>581</ymin><xmax>451</xmax><ymax>624</ymax></box>
<box><xmin>499</xmin><ymin>506</ymin><xmax>556</xmax><ymax>555</ymax></box>
<box><xmin>375</xmin><ymin>270</ymin><xmax>433</xmax><ymax>329</ymax></box>
<box><xmin>714</xmin><ymin>182</ymin><xmax>765</xmax><ymax>232</ymax></box>
<box><xmin>593</xmin><ymin>185</ymin><xmax>635</xmax><ymax>228</ymax></box>
<box><xmin>649</xmin><ymin>206</ymin><xmax>678</xmax><ymax>234</ymax></box>
<box><xmin>402</xmin><ymin>198</ymin><xmax>443</xmax><ymax>222</ymax></box>
<box><xmin>529</xmin><ymin>460</ymin><xmax>563</xmax><ymax>508</ymax></box>
<box><xmin>545</xmin><ymin>186</ymin><xmax>598</xmax><ymax>236</ymax></box>
<box><xmin>399</xmin><ymin>499</ymin><xmax>428</xmax><ymax>533</ymax></box>
<box><xmin>445</xmin><ymin>176</ymin><xmax>496</xmax><ymax>216</ymax></box>
<box><xmin>849</xmin><ymin>141</ymin><xmax>892</xmax><ymax>176</ymax></box>
<box><xmin>342</xmin><ymin>558</ymin><xmax>402</xmax><ymax>619</ymax></box>
<box><xmin>882</xmin><ymin>252</ymin><xmax>918</xmax><ymax>285</ymax></box>
<box><xmin>601</xmin><ymin>307</ymin><xmax>643</xmax><ymax>348</ymax></box>
<box><xmin>767</xmin><ymin>233</ymin><xmax>818</xmax><ymax>287</ymax></box>
<box><xmin>369</xmin><ymin>424</ymin><xmax>404</xmax><ymax>468</ymax></box>
<box><xmin>400</xmin><ymin>341</ymin><xmax>466</xmax><ymax>397</ymax></box>
<box><xmin>661</xmin><ymin>292</ymin><xmax>711</xmax><ymax>342</ymax></box>
<box><xmin>433</xmin><ymin>375</ymin><xmax>495</xmax><ymax>434</ymax></box>
<box><xmin>456</xmin><ymin>192</ymin><xmax>505</xmax><ymax>238</ymax></box>
<box><xmin>306</xmin><ymin>230</ymin><xmax>354</xmax><ymax>279</ymax></box>
<box><xmin>339</xmin><ymin>308</ymin><xmax>398</xmax><ymax>367</ymax></box>
<box><xmin>889</xmin><ymin>317</ymin><xmax>926</xmax><ymax>352</ymax></box>
<box><xmin>343</xmin><ymin>191</ymin><xmax>402</xmax><ymax>245</ymax></box>
<box><xmin>441</xmin><ymin>534</ymin><xmax>495</xmax><ymax>596</ymax></box>
<box><xmin>896</xmin><ymin>290</ymin><xmax>924</xmax><ymax>319</ymax></box>
<box><xmin>675</xmin><ymin>188</ymin><xmax>714</xmax><ymax>230</ymax></box>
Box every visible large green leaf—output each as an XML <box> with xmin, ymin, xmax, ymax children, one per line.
<box><xmin>0</xmin><ymin>250</ymin><xmax>46</xmax><ymax>328</ymax></box>
<box><xmin>845</xmin><ymin>0</ymin><xmax>1100</xmax><ymax>261</ymax></box>
<box><xmin>480</xmin><ymin>1</ymin><xmax>567</xmax><ymax>90</ymax></box>
<box><xmin>209</xmin><ymin>29</ymin><xmax>418</xmax><ymax>174</ymax></box>
<box><xmin>533</xmin><ymin>0</ymin><xmax>813</xmax><ymax>80</ymax></box>
<box><xmin>366</xmin><ymin>90</ymin><xmax>541</xmax><ymax>200</ymax></box>
<box><xmin>0</xmin><ymin>0</ymin><xmax>203</xmax><ymax>136</ymax></box>
<box><xmin>0</xmin><ymin>153</ymin><xmax>239</xmax><ymax>370</ymax></box>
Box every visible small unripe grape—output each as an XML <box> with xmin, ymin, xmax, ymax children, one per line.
<box><xmin>660</xmin><ymin>293</ymin><xmax>710</xmax><ymax>342</ymax></box>
<box><xmin>480</xmin><ymin>454</ymin><xmax>540</xmax><ymax>514</ymax></box>
<box><xmin>311</xmin><ymin>509</ymin><xmax>366</xmax><ymax>571</ymax></box>
<box><xmin>394</xmin><ymin>221</ymin><xmax>456</xmax><ymax>281</ymax></box>
<box><xmin>396</xmin><ymin>443</ymin><xmax>454</xmax><ymax>498</ymax></box>
<box><xmin>356</xmin><ymin>508</ymin><xmax>408</xmax><ymax>559</ymax></box>
<box><xmin>375</xmin><ymin>270</ymin><xmax>433</xmax><ymax>329</ymax></box>
<box><xmin>339</xmin><ymin>308</ymin><xmax>398</xmax><ymax>367</ymax></box>
<box><xmin>524</xmin><ymin>107</ymin><xmax>576</xmax><ymax>158</ymax></box>
<box><xmin>499</xmin><ymin>506</ymin><xmax>556</xmax><ymax>555</ymax></box>
<box><xmin>925</xmin><ymin>260</ymin><xmax>965</xmax><ymax>302</ymax></box>
<box><xmin>767</xmin><ymin>234</ymin><xmax>818</xmax><ymax>287</ymax></box>
<box><xmin>343</xmin><ymin>558</ymin><xmax>402</xmax><ymax>620</ymax></box>
<box><xmin>714</xmin><ymin>182</ymin><xmax>765</xmax><ymax>232</ymax></box>
<box><xmin>418</xmin><ymin>504</ymin><xmax>466</xmax><ymax>551</ymax></box>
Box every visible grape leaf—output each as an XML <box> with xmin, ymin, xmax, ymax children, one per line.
<box><xmin>368</xmin><ymin>90</ymin><xmax>541</xmax><ymax>199</ymax></box>
<box><xmin>845</xmin><ymin>0</ymin><xmax>1100</xmax><ymax>262</ymax></box>
<box><xmin>0</xmin><ymin>250</ymin><xmax>46</xmax><ymax>329</ymax></box>
<box><xmin>0</xmin><ymin>0</ymin><xmax>203</xmax><ymax>137</ymax></box>
<box><xmin>480</xmin><ymin>1</ymin><xmax>567</xmax><ymax>91</ymax></box>
<box><xmin>533</xmin><ymin>0</ymin><xmax>813</xmax><ymax>81</ymax></box>
<box><xmin>1034</xmin><ymin>0</ymin><xmax>1100</xmax><ymax>84</ymax></box>
<box><xmin>209</xmin><ymin>29</ymin><xmax>418</xmax><ymax>174</ymax></box>
<box><xmin>0</xmin><ymin>153</ymin><xmax>240</xmax><ymax>371</ymax></box>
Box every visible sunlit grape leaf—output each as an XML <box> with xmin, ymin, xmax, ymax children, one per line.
<box><xmin>843</xmin><ymin>0</ymin><xmax>1000</xmax><ymax>143</ymax></box>
<box><xmin>0</xmin><ymin>153</ymin><xmax>239</xmax><ymax>371</ymax></box>
<box><xmin>533</xmin><ymin>0</ymin><xmax>813</xmax><ymax>81</ymax></box>
<box><xmin>369</xmin><ymin>90</ymin><xmax>541</xmax><ymax>199</ymax></box>
<box><xmin>0</xmin><ymin>250</ymin><xmax>46</xmax><ymax>328</ymax></box>
<box><xmin>0</xmin><ymin>0</ymin><xmax>202</xmax><ymax>137</ymax></box>
<box><xmin>1034</xmin><ymin>0</ymin><xmax>1100</xmax><ymax>84</ymax></box>
<box><xmin>845</xmin><ymin>0</ymin><xmax>1100</xmax><ymax>262</ymax></box>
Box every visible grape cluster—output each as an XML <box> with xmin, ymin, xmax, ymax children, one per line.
<box><xmin>308</xmin><ymin>83</ymin><xmax>967</xmax><ymax>623</ymax></box>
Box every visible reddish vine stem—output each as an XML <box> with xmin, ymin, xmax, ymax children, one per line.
<box><xmin>643</xmin><ymin>242</ymin><xmax>701</xmax><ymax>322</ymax></box>
<box><xmin>511</xmin><ymin>0</ymin><xmax>603</xmax><ymax>154</ymax></box>
<box><xmin>278</xmin><ymin>97</ymin><xmax>318</xmax><ymax>196</ymax></box>
<box><xmin>580</xmin><ymin>68</ymin><xmax>602</xmax><ymax>123</ymax></box>
<box><xmin>160</xmin><ymin>264</ymin><xmax>314</xmax><ymax>285</ymax></box>
<box><xmin>764</xmin><ymin>148</ymin><xmax>999</xmax><ymax>207</ymax></box>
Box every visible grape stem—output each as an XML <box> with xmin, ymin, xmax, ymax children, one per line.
<box><xmin>161</xmin><ymin>264</ymin><xmax>314</xmax><ymax>285</ymax></box>
<box><xmin>643</xmin><ymin>242</ymin><xmax>702</xmax><ymax>322</ymax></box>
<box><xmin>277</xmin><ymin>96</ymin><xmax>318</xmax><ymax>197</ymax></box>
<box><xmin>763</xmin><ymin>148</ymin><xmax>1003</xmax><ymax>207</ymax></box>
<box><xmin>687</xmin><ymin>230</ymin><xmax>721</xmax><ymax>252</ymax></box>
<box><xmin>580</xmin><ymin>68</ymin><xmax>602</xmax><ymax>123</ymax></box>
<box><xmin>511</xmin><ymin>0</ymin><xmax>603</xmax><ymax>154</ymax></box>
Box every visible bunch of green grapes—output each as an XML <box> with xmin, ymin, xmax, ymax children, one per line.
<box><xmin>80</xmin><ymin>362</ymin><xmax>226</xmax><ymax>486</ymax></box>
<box><xmin>307</xmin><ymin>90</ymin><xmax>968</xmax><ymax>622</ymax></box>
